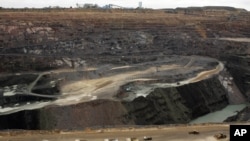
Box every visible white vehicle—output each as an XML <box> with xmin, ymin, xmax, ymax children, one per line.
<box><xmin>104</xmin><ymin>139</ymin><xmax>119</xmax><ymax>141</ymax></box>
<box><xmin>143</xmin><ymin>136</ymin><xmax>153</xmax><ymax>140</ymax></box>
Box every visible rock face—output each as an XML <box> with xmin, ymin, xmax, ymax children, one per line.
<box><xmin>0</xmin><ymin>8</ymin><xmax>249</xmax><ymax>129</ymax></box>
<box><xmin>37</xmin><ymin>100</ymin><xmax>129</xmax><ymax>130</ymax></box>
<box><xmin>0</xmin><ymin>9</ymin><xmax>249</xmax><ymax>72</ymax></box>
<box><xmin>123</xmin><ymin>77</ymin><xmax>228</xmax><ymax>125</ymax></box>
<box><xmin>225</xmin><ymin>55</ymin><xmax>250</xmax><ymax>101</ymax></box>
<box><xmin>224</xmin><ymin>106</ymin><xmax>250</xmax><ymax>122</ymax></box>
<box><xmin>0</xmin><ymin>110</ymin><xmax>39</xmax><ymax>130</ymax></box>
<box><xmin>123</xmin><ymin>88</ymin><xmax>192</xmax><ymax>125</ymax></box>
<box><xmin>0</xmin><ymin>77</ymin><xmax>228</xmax><ymax>130</ymax></box>
<box><xmin>178</xmin><ymin>77</ymin><xmax>228</xmax><ymax>117</ymax></box>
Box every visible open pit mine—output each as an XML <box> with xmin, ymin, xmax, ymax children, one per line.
<box><xmin>0</xmin><ymin>7</ymin><xmax>250</xmax><ymax>141</ymax></box>
<box><xmin>0</xmin><ymin>55</ymin><xmax>223</xmax><ymax>115</ymax></box>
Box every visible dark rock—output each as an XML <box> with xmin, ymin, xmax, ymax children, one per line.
<box><xmin>0</xmin><ymin>77</ymin><xmax>228</xmax><ymax>130</ymax></box>
<box><xmin>177</xmin><ymin>77</ymin><xmax>228</xmax><ymax>118</ymax></box>
<box><xmin>0</xmin><ymin>9</ymin><xmax>248</xmax><ymax>130</ymax></box>
<box><xmin>224</xmin><ymin>55</ymin><xmax>250</xmax><ymax>101</ymax></box>
<box><xmin>224</xmin><ymin>106</ymin><xmax>250</xmax><ymax>122</ymax></box>
<box><xmin>0</xmin><ymin>110</ymin><xmax>39</xmax><ymax>130</ymax></box>
<box><xmin>123</xmin><ymin>77</ymin><xmax>228</xmax><ymax>125</ymax></box>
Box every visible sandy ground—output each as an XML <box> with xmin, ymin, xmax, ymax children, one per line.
<box><xmin>189</xmin><ymin>62</ymin><xmax>223</xmax><ymax>83</ymax></box>
<box><xmin>60</xmin><ymin>56</ymin><xmax>222</xmax><ymax>103</ymax></box>
<box><xmin>0</xmin><ymin>124</ymin><xmax>231</xmax><ymax>141</ymax></box>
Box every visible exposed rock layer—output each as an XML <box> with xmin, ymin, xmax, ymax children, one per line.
<box><xmin>224</xmin><ymin>55</ymin><xmax>250</xmax><ymax>100</ymax></box>
<box><xmin>0</xmin><ymin>77</ymin><xmax>228</xmax><ymax>130</ymax></box>
<box><xmin>0</xmin><ymin>8</ymin><xmax>249</xmax><ymax>129</ymax></box>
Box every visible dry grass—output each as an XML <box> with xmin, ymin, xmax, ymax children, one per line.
<box><xmin>0</xmin><ymin>9</ymin><xmax>212</xmax><ymax>26</ymax></box>
<box><xmin>195</xmin><ymin>25</ymin><xmax>207</xmax><ymax>38</ymax></box>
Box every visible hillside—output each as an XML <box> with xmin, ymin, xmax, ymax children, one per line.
<box><xmin>0</xmin><ymin>8</ymin><xmax>250</xmax><ymax>130</ymax></box>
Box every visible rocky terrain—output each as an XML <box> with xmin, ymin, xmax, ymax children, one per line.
<box><xmin>0</xmin><ymin>7</ymin><xmax>250</xmax><ymax>130</ymax></box>
<box><xmin>225</xmin><ymin>106</ymin><xmax>250</xmax><ymax>122</ymax></box>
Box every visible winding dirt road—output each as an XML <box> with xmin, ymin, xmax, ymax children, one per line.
<box><xmin>0</xmin><ymin>56</ymin><xmax>224</xmax><ymax>115</ymax></box>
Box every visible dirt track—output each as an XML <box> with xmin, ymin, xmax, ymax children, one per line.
<box><xmin>0</xmin><ymin>124</ymin><xmax>230</xmax><ymax>141</ymax></box>
<box><xmin>0</xmin><ymin>55</ymin><xmax>223</xmax><ymax>115</ymax></box>
<box><xmin>61</xmin><ymin>56</ymin><xmax>222</xmax><ymax>103</ymax></box>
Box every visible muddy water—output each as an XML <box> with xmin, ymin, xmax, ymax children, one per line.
<box><xmin>190</xmin><ymin>104</ymin><xmax>248</xmax><ymax>124</ymax></box>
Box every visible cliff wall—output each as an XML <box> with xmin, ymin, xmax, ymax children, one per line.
<box><xmin>225</xmin><ymin>55</ymin><xmax>250</xmax><ymax>101</ymax></box>
<box><xmin>0</xmin><ymin>77</ymin><xmax>228</xmax><ymax>130</ymax></box>
<box><xmin>123</xmin><ymin>77</ymin><xmax>228</xmax><ymax>125</ymax></box>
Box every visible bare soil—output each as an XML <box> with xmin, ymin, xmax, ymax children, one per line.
<box><xmin>0</xmin><ymin>124</ymin><xmax>231</xmax><ymax>141</ymax></box>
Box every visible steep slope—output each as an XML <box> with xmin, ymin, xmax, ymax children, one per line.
<box><xmin>0</xmin><ymin>76</ymin><xmax>228</xmax><ymax>130</ymax></box>
<box><xmin>0</xmin><ymin>8</ymin><xmax>249</xmax><ymax>130</ymax></box>
<box><xmin>224</xmin><ymin>55</ymin><xmax>250</xmax><ymax>101</ymax></box>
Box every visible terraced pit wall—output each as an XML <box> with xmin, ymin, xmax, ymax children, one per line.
<box><xmin>0</xmin><ymin>8</ymin><xmax>250</xmax><ymax>129</ymax></box>
<box><xmin>0</xmin><ymin>77</ymin><xmax>228</xmax><ymax>130</ymax></box>
<box><xmin>0</xmin><ymin>9</ymin><xmax>250</xmax><ymax>72</ymax></box>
